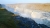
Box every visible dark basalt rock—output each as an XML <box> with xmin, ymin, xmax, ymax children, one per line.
<box><xmin>14</xmin><ymin>16</ymin><xmax>50</xmax><ymax>28</ymax></box>
<box><xmin>38</xmin><ymin>24</ymin><xmax>50</xmax><ymax>28</ymax></box>
<box><xmin>14</xmin><ymin>16</ymin><xmax>40</xmax><ymax>28</ymax></box>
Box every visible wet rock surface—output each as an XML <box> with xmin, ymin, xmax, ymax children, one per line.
<box><xmin>14</xmin><ymin>16</ymin><xmax>50</xmax><ymax>28</ymax></box>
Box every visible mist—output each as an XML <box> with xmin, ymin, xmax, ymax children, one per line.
<box><xmin>4</xmin><ymin>4</ymin><xmax>50</xmax><ymax>27</ymax></box>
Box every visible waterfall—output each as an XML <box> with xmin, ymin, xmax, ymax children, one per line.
<box><xmin>3</xmin><ymin>4</ymin><xmax>50</xmax><ymax>27</ymax></box>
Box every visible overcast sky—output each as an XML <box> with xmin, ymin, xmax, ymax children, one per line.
<box><xmin>0</xmin><ymin>0</ymin><xmax>50</xmax><ymax>4</ymax></box>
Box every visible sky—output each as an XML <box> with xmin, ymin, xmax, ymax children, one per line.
<box><xmin>0</xmin><ymin>0</ymin><xmax>50</xmax><ymax>4</ymax></box>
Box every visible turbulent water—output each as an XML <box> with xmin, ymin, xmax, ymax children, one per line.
<box><xmin>2</xmin><ymin>4</ymin><xmax>50</xmax><ymax>27</ymax></box>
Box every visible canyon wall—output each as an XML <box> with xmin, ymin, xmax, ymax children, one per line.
<box><xmin>6</xmin><ymin>3</ymin><xmax>50</xmax><ymax>12</ymax></box>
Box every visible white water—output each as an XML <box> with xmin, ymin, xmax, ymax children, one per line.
<box><xmin>4</xmin><ymin>5</ymin><xmax>50</xmax><ymax>27</ymax></box>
